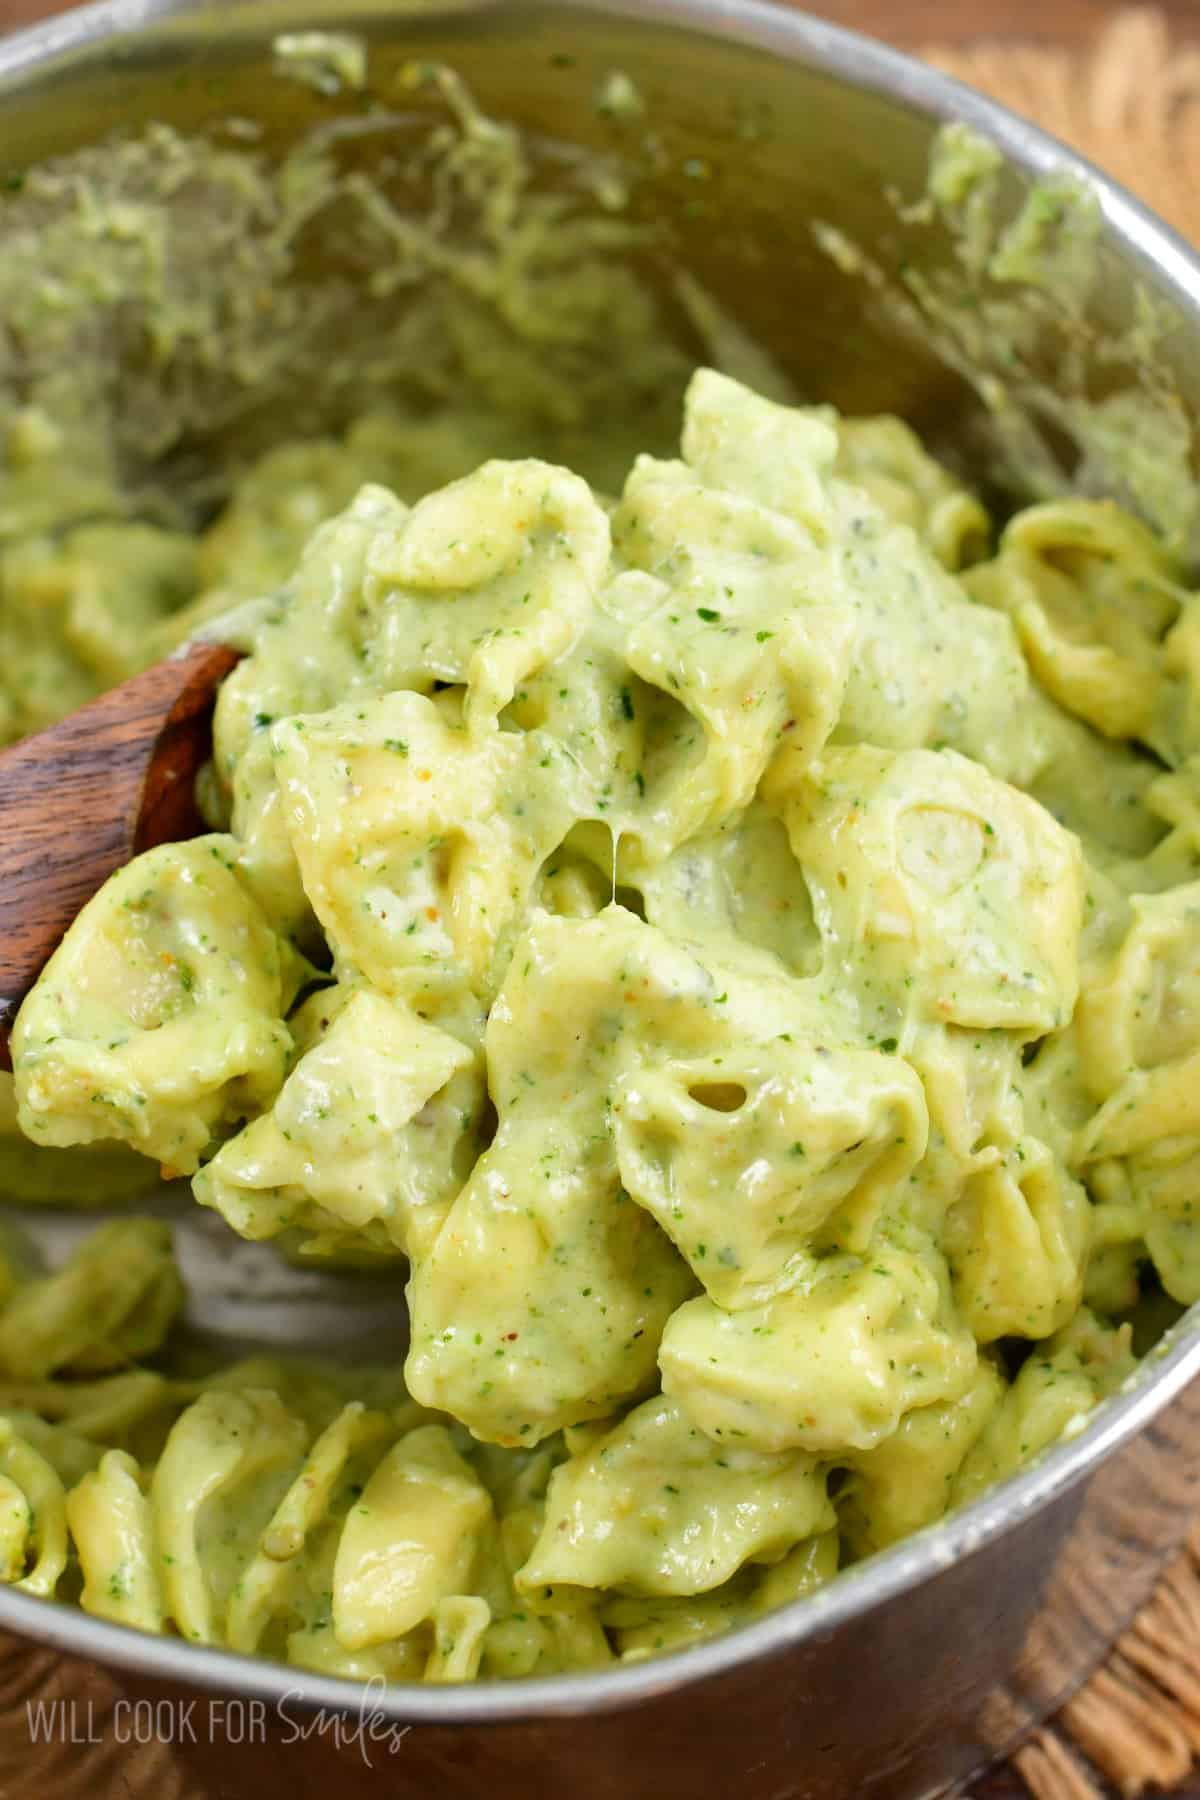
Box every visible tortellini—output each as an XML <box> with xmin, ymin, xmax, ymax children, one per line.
<box><xmin>333</xmin><ymin>1425</ymin><xmax>492</xmax><ymax>1649</ymax></box>
<box><xmin>943</xmin><ymin>1139</ymin><xmax>1090</xmax><ymax>1342</ymax></box>
<box><xmin>831</xmin><ymin>413</ymin><xmax>989</xmax><ymax>570</ymax></box>
<box><xmin>271</xmin><ymin>691</ymin><xmax>581</xmax><ymax>1004</ymax></box>
<box><xmin>516</xmin><ymin>1396</ymin><xmax>833</xmax><ymax>1596</ymax></box>
<box><xmin>770</xmin><ymin>745</ymin><xmax>1084</xmax><ymax>1035</ymax></box>
<box><xmin>13</xmin><ymin>837</ymin><xmax>308</xmax><ymax>1174</ymax></box>
<box><xmin>611</xmin><ymin>1042</ymin><xmax>927</xmax><ymax>1301</ymax></box>
<box><xmin>964</xmin><ymin>499</ymin><xmax>1187</xmax><ymax>756</ymax></box>
<box><xmin>611</xmin><ymin>395</ymin><xmax>856</xmax><ymax>858</ymax></box>
<box><xmin>362</xmin><ymin>459</ymin><xmax>610</xmax><ymax>732</ymax></box>
<box><xmin>224</xmin><ymin>1401</ymin><xmax>394</xmax><ymax>1655</ymax></box>
<box><xmin>638</xmin><ymin>800</ymin><xmax>823</xmax><ymax>977</ymax></box>
<box><xmin>195</xmin><ymin>987</ymin><xmax>481</xmax><ymax>1260</ymax></box>
<box><xmin>0</xmin><ymin>1219</ymin><xmax>183</xmax><ymax>1379</ymax></box>
<box><xmin>68</xmin><ymin>1450</ymin><xmax>164</xmax><ymax>1632</ymax></box>
<box><xmin>659</xmin><ymin>1231</ymin><xmax>977</xmax><ymax>1455</ymax></box>
<box><xmin>212</xmin><ymin>485</ymin><xmax>407</xmax><ymax>942</ymax></box>
<box><xmin>0</xmin><ymin>523</ymin><xmax>198</xmax><ymax>743</ymax></box>
<box><xmin>0</xmin><ymin>1420</ymin><xmax>69</xmax><ymax>1597</ymax></box>
<box><xmin>952</xmin><ymin>1311</ymin><xmax>1136</xmax><ymax>1506</ymax></box>
<box><xmin>404</xmin><ymin>909</ymin><xmax>701</xmax><ymax>1445</ymax></box>
<box><xmin>9</xmin><ymin>365</ymin><xmax>1200</xmax><ymax>1684</ymax></box>
<box><xmin>152</xmin><ymin>1386</ymin><xmax>311</xmax><ymax>1645</ymax></box>
<box><xmin>1071</xmin><ymin>884</ymin><xmax>1200</xmax><ymax>1302</ymax></box>
<box><xmin>838</xmin><ymin>1357</ymin><xmax>1006</xmax><ymax>1556</ymax></box>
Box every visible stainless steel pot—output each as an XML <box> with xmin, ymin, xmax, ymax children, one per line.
<box><xmin>1</xmin><ymin>4</ymin><xmax>1199</xmax><ymax>1797</ymax></box>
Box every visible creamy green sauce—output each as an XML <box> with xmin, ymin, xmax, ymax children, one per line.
<box><xmin>5</xmin><ymin>360</ymin><xmax>1198</xmax><ymax>1678</ymax></box>
<box><xmin>0</xmin><ymin>86</ymin><xmax>1196</xmax><ymax>1687</ymax></box>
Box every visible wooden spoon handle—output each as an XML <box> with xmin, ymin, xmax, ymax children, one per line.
<box><xmin>0</xmin><ymin>639</ymin><xmax>240</xmax><ymax>1071</ymax></box>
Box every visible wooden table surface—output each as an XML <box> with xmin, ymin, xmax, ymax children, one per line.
<box><xmin>0</xmin><ymin>0</ymin><xmax>1196</xmax><ymax>1797</ymax></box>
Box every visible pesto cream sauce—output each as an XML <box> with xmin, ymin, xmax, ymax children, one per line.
<box><xmin>4</xmin><ymin>365</ymin><xmax>1195</xmax><ymax>1681</ymax></box>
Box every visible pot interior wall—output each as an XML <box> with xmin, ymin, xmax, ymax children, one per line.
<box><xmin>0</xmin><ymin>0</ymin><xmax>1195</xmax><ymax>535</ymax></box>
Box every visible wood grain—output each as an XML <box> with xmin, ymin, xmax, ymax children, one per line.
<box><xmin>0</xmin><ymin>640</ymin><xmax>238</xmax><ymax>1068</ymax></box>
<box><xmin>800</xmin><ymin>0</ymin><xmax>1199</xmax><ymax>48</ymax></box>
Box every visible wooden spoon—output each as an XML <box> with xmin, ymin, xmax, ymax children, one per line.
<box><xmin>0</xmin><ymin>640</ymin><xmax>241</xmax><ymax>1072</ymax></box>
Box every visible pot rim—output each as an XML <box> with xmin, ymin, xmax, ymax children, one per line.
<box><xmin>0</xmin><ymin>0</ymin><xmax>1198</xmax><ymax>1725</ymax></box>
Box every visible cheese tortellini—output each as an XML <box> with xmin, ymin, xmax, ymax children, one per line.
<box><xmin>13</xmin><ymin>838</ymin><xmax>309</xmax><ymax>1175</ymax></box>
<box><xmin>7</xmin><ymin>367</ymin><xmax>1198</xmax><ymax>1682</ymax></box>
<box><xmin>195</xmin><ymin>986</ymin><xmax>482</xmax><ymax>1261</ymax></box>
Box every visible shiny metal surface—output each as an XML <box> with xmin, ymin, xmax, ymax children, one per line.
<box><xmin>0</xmin><ymin>3</ymin><xmax>1199</xmax><ymax>1796</ymax></box>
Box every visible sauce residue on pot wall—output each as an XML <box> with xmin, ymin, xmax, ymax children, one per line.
<box><xmin>816</xmin><ymin>122</ymin><xmax>1200</xmax><ymax>559</ymax></box>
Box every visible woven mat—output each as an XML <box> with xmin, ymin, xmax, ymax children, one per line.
<box><xmin>923</xmin><ymin>19</ymin><xmax>1200</xmax><ymax>1799</ymax></box>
